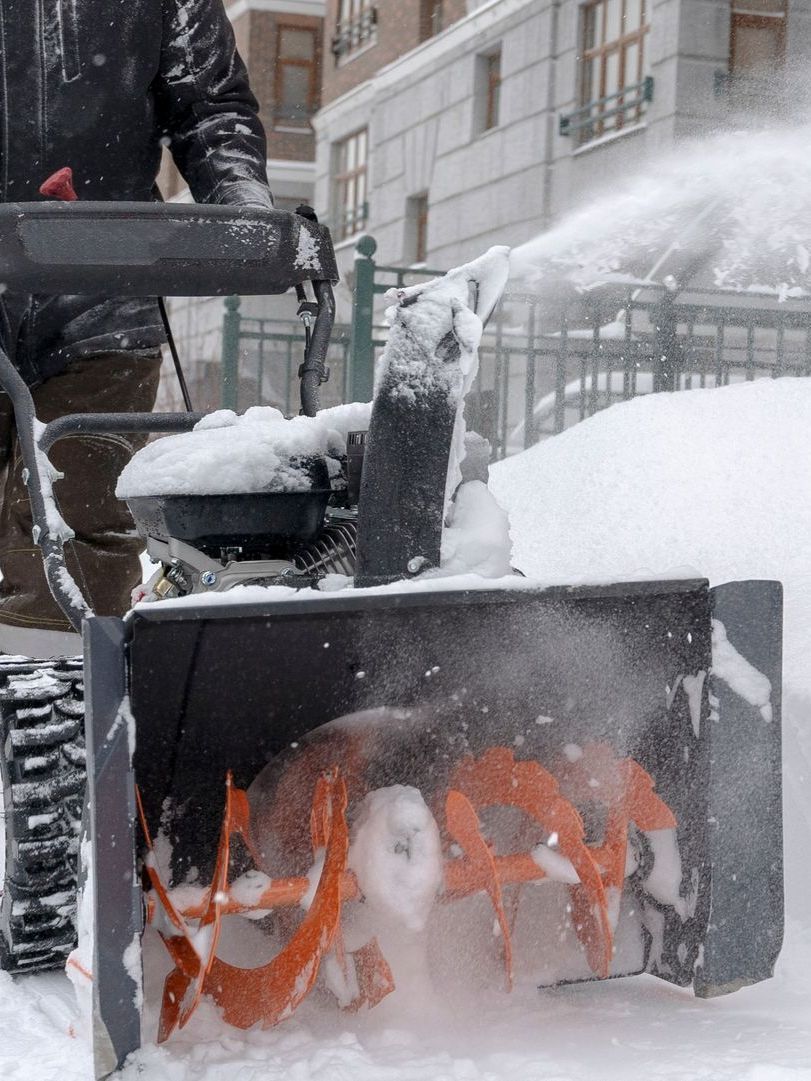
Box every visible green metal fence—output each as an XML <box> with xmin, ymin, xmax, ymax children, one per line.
<box><xmin>218</xmin><ymin>237</ymin><xmax>811</xmax><ymax>459</ymax></box>
<box><xmin>220</xmin><ymin>296</ymin><xmax>351</xmax><ymax>414</ymax></box>
<box><xmin>345</xmin><ymin>236</ymin><xmax>811</xmax><ymax>459</ymax></box>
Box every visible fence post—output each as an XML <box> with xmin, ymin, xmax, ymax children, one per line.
<box><xmin>350</xmin><ymin>235</ymin><xmax>377</xmax><ymax>402</ymax></box>
<box><xmin>654</xmin><ymin>291</ymin><xmax>681</xmax><ymax>393</ymax></box>
<box><xmin>221</xmin><ymin>294</ymin><xmax>241</xmax><ymax>410</ymax></box>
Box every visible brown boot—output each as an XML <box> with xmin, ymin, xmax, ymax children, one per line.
<box><xmin>0</xmin><ymin>350</ymin><xmax>162</xmax><ymax>655</ymax></box>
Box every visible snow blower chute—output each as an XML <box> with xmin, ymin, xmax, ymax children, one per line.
<box><xmin>0</xmin><ymin>200</ymin><xmax>783</xmax><ymax>1080</ymax></box>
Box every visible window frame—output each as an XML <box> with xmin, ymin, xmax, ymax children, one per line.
<box><xmin>333</xmin><ymin>128</ymin><xmax>369</xmax><ymax>243</ymax></box>
<box><xmin>578</xmin><ymin>0</ymin><xmax>650</xmax><ymax>143</ymax></box>
<box><xmin>419</xmin><ymin>0</ymin><xmax>444</xmax><ymax>42</ymax></box>
<box><xmin>405</xmin><ymin>192</ymin><xmax>430</xmax><ymax>265</ymax></box>
<box><xmin>474</xmin><ymin>45</ymin><xmax>503</xmax><ymax>137</ymax></box>
<box><xmin>485</xmin><ymin>51</ymin><xmax>502</xmax><ymax>132</ymax></box>
<box><xmin>273</xmin><ymin>24</ymin><xmax>320</xmax><ymax>130</ymax></box>
<box><xmin>730</xmin><ymin>1</ymin><xmax>787</xmax><ymax>77</ymax></box>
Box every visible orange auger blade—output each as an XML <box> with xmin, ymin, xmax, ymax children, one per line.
<box><xmin>445</xmin><ymin>789</ymin><xmax>514</xmax><ymax>989</ymax></box>
<box><xmin>143</xmin><ymin>768</ymin><xmax>353</xmax><ymax>1037</ymax></box>
<box><xmin>553</xmin><ymin>743</ymin><xmax>678</xmax><ymax>900</ymax></box>
<box><xmin>449</xmin><ymin>747</ymin><xmax>614</xmax><ymax>979</ymax></box>
<box><xmin>199</xmin><ymin>766</ymin><xmax>350</xmax><ymax>1029</ymax></box>
<box><xmin>344</xmin><ymin>938</ymin><xmax>396</xmax><ymax>1012</ymax></box>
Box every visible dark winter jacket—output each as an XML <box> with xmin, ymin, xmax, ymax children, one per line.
<box><xmin>0</xmin><ymin>0</ymin><xmax>274</xmax><ymax>384</ymax></box>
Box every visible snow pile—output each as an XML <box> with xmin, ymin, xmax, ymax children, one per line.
<box><xmin>116</xmin><ymin>402</ymin><xmax>372</xmax><ymax>498</ymax></box>
<box><xmin>439</xmin><ymin>479</ymin><xmax>513</xmax><ymax>578</ymax></box>
<box><xmin>491</xmin><ymin>376</ymin><xmax>811</xmax><ymax>694</ymax></box>
<box><xmin>509</xmin><ymin>123</ymin><xmax>811</xmax><ymax>296</ymax></box>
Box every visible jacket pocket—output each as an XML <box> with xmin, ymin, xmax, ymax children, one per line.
<box><xmin>58</xmin><ymin>0</ymin><xmax>81</xmax><ymax>82</ymax></box>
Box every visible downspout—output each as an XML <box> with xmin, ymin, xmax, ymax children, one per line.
<box><xmin>541</xmin><ymin>0</ymin><xmax>562</xmax><ymax>229</ymax></box>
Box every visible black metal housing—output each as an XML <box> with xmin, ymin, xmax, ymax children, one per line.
<box><xmin>127</xmin><ymin>490</ymin><xmax>332</xmax><ymax>552</ymax></box>
<box><xmin>0</xmin><ymin>202</ymin><xmax>339</xmax><ymax>294</ymax></box>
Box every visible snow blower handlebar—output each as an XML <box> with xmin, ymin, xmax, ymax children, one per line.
<box><xmin>0</xmin><ymin>201</ymin><xmax>340</xmax><ymax>630</ymax></box>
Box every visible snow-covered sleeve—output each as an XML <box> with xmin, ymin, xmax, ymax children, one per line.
<box><xmin>155</xmin><ymin>0</ymin><xmax>274</xmax><ymax>209</ymax></box>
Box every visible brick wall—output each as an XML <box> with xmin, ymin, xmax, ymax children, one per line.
<box><xmin>321</xmin><ymin>0</ymin><xmax>467</xmax><ymax>107</ymax></box>
<box><xmin>243</xmin><ymin>10</ymin><xmax>322</xmax><ymax>163</ymax></box>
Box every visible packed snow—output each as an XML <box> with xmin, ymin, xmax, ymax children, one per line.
<box><xmin>116</xmin><ymin>403</ymin><xmax>372</xmax><ymax>498</ymax></box>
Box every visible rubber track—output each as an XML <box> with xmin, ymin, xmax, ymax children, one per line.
<box><xmin>0</xmin><ymin>657</ymin><xmax>85</xmax><ymax>974</ymax></box>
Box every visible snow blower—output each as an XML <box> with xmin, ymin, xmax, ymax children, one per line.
<box><xmin>0</xmin><ymin>200</ymin><xmax>783</xmax><ymax>1080</ymax></box>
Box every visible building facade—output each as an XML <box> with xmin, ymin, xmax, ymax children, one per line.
<box><xmin>313</xmin><ymin>0</ymin><xmax>811</xmax><ymax>317</ymax></box>
<box><xmin>159</xmin><ymin>0</ymin><xmax>326</xmax><ymax>410</ymax></box>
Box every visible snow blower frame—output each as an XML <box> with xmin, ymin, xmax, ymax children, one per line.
<box><xmin>0</xmin><ymin>202</ymin><xmax>784</xmax><ymax>1081</ymax></box>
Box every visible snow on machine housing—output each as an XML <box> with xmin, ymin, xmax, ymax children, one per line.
<box><xmin>0</xmin><ymin>201</ymin><xmax>784</xmax><ymax>1077</ymax></box>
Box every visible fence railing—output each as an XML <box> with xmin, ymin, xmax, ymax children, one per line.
<box><xmin>219</xmin><ymin>295</ymin><xmax>351</xmax><ymax>414</ymax></box>
<box><xmin>345</xmin><ymin>237</ymin><xmax>811</xmax><ymax>459</ymax></box>
<box><xmin>214</xmin><ymin>236</ymin><xmax>811</xmax><ymax>459</ymax></box>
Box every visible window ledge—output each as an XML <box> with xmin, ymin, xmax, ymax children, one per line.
<box><xmin>336</xmin><ymin>37</ymin><xmax>378</xmax><ymax>67</ymax></box>
<box><xmin>571</xmin><ymin>121</ymin><xmax>647</xmax><ymax>156</ymax></box>
<box><xmin>474</xmin><ymin>123</ymin><xmax>503</xmax><ymax>140</ymax></box>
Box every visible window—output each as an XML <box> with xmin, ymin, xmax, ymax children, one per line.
<box><xmin>274</xmin><ymin>26</ymin><xmax>319</xmax><ymax>129</ymax></box>
<box><xmin>405</xmin><ymin>194</ymin><xmax>429</xmax><ymax>264</ymax></box>
<box><xmin>474</xmin><ymin>47</ymin><xmax>502</xmax><ymax>135</ymax></box>
<box><xmin>332</xmin><ymin>0</ymin><xmax>377</xmax><ymax>62</ymax></box>
<box><xmin>570</xmin><ymin>0</ymin><xmax>651</xmax><ymax>143</ymax></box>
<box><xmin>420</xmin><ymin>0</ymin><xmax>444</xmax><ymax>42</ymax></box>
<box><xmin>730</xmin><ymin>0</ymin><xmax>787</xmax><ymax>77</ymax></box>
<box><xmin>333</xmin><ymin>129</ymin><xmax>368</xmax><ymax>242</ymax></box>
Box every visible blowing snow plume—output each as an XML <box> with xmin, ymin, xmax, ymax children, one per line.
<box><xmin>510</xmin><ymin>123</ymin><xmax>811</xmax><ymax>299</ymax></box>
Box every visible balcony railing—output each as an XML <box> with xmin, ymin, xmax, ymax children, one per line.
<box><xmin>331</xmin><ymin>7</ymin><xmax>377</xmax><ymax>60</ymax></box>
<box><xmin>559</xmin><ymin>76</ymin><xmax>654</xmax><ymax>141</ymax></box>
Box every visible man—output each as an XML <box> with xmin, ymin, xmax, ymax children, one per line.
<box><xmin>0</xmin><ymin>0</ymin><xmax>274</xmax><ymax>657</ymax></box>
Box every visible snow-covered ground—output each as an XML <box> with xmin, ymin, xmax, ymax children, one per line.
<box><xmin>3</xmin><ymin>377</ymin><xmax>811</xmax><ymax>1080</ymax></box>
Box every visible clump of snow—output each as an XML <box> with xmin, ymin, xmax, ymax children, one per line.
<box><xmin>122</xmin><ymin>935</ymin><xmax>143</xmax><ymax>1012</ymax></box>
<box><xmin>294</xmin><ymin>226</ymin><xmax>321</xmax><ymax>272</ymax></box>
<box><xmin>348</xmin><ymin>785</ymin><xmax>443</xmax><ymax>934</ymax></box>
<box><xmin>712</xmin><ymin>618</ymin><xmax>773</xmax><ymax>722</ymax></box>
<box><xmin>116</xmin><ymin>405</ymin><xmax>362</xmax><ymax>498</ymax></box>
<box><xmin>316</xmin><ymin>401</ymin><xmax>372</xmax><ymax>442</ymax></box>
<box><xmin>65</xmin><ymin>835</ymin><xmax>93</xmax><ymax>1040</ymax></box>
<box><xmin>530</xmin><ymin>844</ymin><xmax>579</xmax><ymax>884</ymax></box>
<box><xmin>639</xmin><ymin>829</ymin><xmax>687</xmax><ymax>919</ymax></box>
<box><xmin>32</xmin><ymin>419</ymin><xmax>74</xmax><ymax>544</ymax></box>
<box><xmin>439</xmin><ymin>480</ymin><xmax>513</xmax><ymax>578</ymax></box>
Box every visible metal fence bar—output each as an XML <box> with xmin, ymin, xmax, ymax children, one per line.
<box><xmin>523</xmin><ymin>302</ymin><xmax>537</xmax><ymax>450</ymax></box>
<box><xmin>746</xmin><ymin>320</ymin><xmax>756</xmax><ymax>380</ymax></box>
<box><xmin>492</xmin><ymin>304</ymin><xmax>505</xmax><ymax>458</ymax></box>
<box><xmin>555</xmin><ymin>308</ymin><xmax>568</xmax><ymax>435</ymax></box>
<box><xmin>221</xmin><ymin>295</ymin><xmax>241</xmax><ymax>410</ymax></box>
<box><xmin>350</xmin><ymin>235</ymin><xmax>378</xmax><ymax>402</ymax></box>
